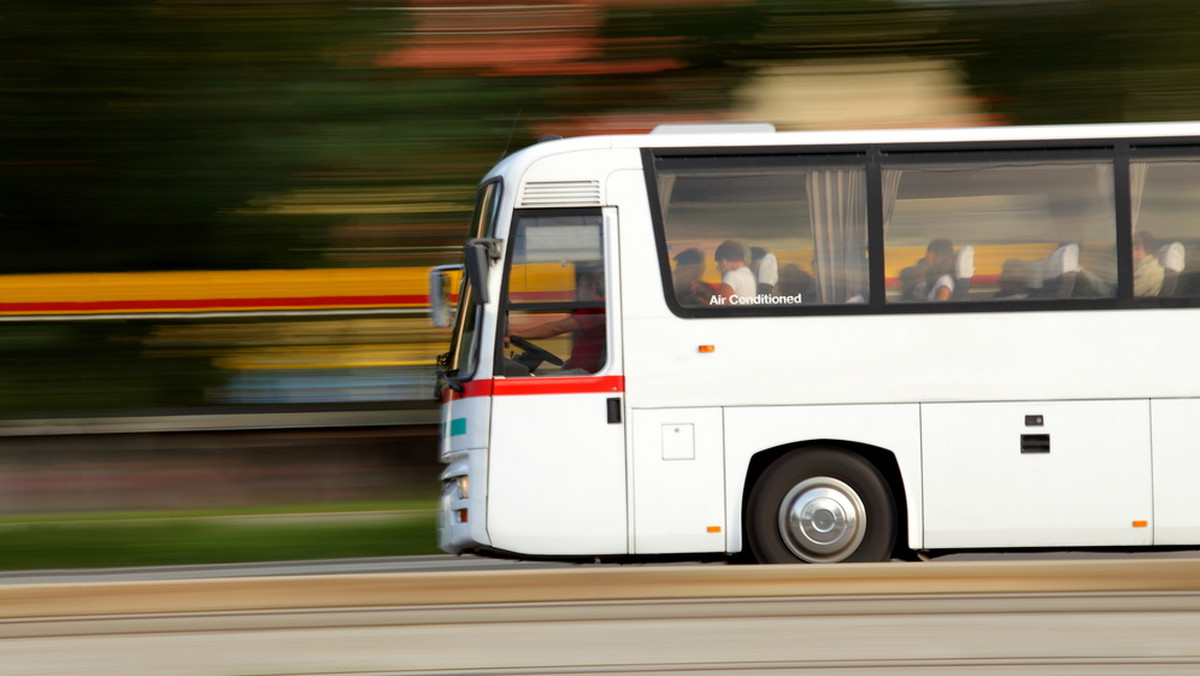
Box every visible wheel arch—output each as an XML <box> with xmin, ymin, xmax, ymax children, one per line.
<box><xmin>740</xmin><ymin>439</ymin><xmax>912</xmax><ymax>560</ymax></box>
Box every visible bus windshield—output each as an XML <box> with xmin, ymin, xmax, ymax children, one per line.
<box><xmin>442</xmin><ymin>181</ymin><xmax>501</xmax><ymax>384</ymax></box>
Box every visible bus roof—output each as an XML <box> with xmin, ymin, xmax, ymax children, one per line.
<box><xmin>485</xmin><ymin>120</ymin><xmax>1200</xmax><ymax>183</ymax></box>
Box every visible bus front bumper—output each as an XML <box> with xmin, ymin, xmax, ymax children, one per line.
<box><xmin>438</xmin><ymin>454</ymin><xmax>479</xmax><ymax>555</ymax></box>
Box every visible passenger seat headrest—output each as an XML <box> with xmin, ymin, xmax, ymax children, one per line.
<box><xmin>955</xmin><ymin>245</ymin><xmax>975</xmax><ymax>279</ymax></box>
<box><xmin>1159</xmin><ymin>241</ymin><xmax>1185</xmax><ymax>272</ymax></box>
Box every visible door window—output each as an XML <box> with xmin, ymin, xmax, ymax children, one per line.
<box><xmin>500</xmin><ymin>212</ymin><xmax>607</xmax><ymax>377</ymax></box>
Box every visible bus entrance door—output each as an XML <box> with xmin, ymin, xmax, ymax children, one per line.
<box><xmin>486</xmin><ymin>208</ymin><xmax>627</xmax><ymax>557</ymax></box>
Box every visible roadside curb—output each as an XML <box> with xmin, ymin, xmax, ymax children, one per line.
<box><xmin>2</xmin><ymin>558</ymin><xmax>1199</xmax><ymax>619</ymax></box>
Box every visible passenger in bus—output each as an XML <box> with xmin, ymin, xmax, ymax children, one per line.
<box><xmin>508</xmin><ymin>269</ymin><xmax>606</xmax><ymax>374</ymax></box>
<box><xmin>776</xmin><ymin>264</ymin><xmax>812</xmax><ymax>302</ymax></box>
<box><xmin>898</xmin><ymin>262</ymin><xmax>927</xmax><ymax>302</ymax></box>
<box><xmin>672</xmin><ymin>248</ymin><xmax>714</xmax><ymax>307</ymax></box>
<box><xmin>750</xmin><ymin>247</ymin><xmax>779</xmax><ymax>295</ymax></box>
<box><xmin>994</xmin><ymin>259</ymin><xmax>1035</xmax><ymax>300</ymax></box>
<box><xmin>926</xmin><ymin>239</ymin><xmax>957</xmax><ymax>301</ymax></box>
<box><xmin>713</xmin><ymin>240</ymin><xmax>757</xmax><ymax>304</ymax></box>
<box><xmin>1132</xmin><ymin>230</ymin><xmax>1165</xmax><ymax>297</ymax></box>
<box><xmin>908</xmin><ymin>239</ymin><xmax>956</xmax><ymax>301</ymax></box>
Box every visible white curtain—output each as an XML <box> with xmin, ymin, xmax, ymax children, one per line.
<box><xmin>881</xmin><ymin>168</ymin><xmax>903</xmax><ymax>236</ymax></box>
<box><xmin>1128</xmin><ymin>162</ymin><xmax>1149</xmax><ymax>231</ymax></box>
<box><xmin>1094</xmin><ymin>163</ymin><xmax>1114</xmax><ymax>214</ymax></box>
<box><xmin>806</xmin><ymin>170</ymin><xmax>868</xmax><ymax>303</ymax></box>
<box><xmin>656</xmin><ymin>174</ymin><xmax>677</xmax><ymax>223</ymax></box>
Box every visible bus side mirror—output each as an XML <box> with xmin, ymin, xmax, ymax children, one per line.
<box><xmin>464</xmin><ymin>238</ymin><xmax>501</xmax><ymax>306</ymax></box>
<box><xmin>428</xmin><ymin>264</ymin><xmax>461</xmax><ymax>329</ymax></box>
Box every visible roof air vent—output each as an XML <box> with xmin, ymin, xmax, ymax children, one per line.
<box><xmin>519</xmin><ymin>180</ymin><xmax>602</xmax><ymax>208</ymax></box>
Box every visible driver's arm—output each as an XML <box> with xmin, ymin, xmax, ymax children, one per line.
<box><xmin>510</xmin><ymin>316</ymin><xmax>580</xmax><ymax>341</ymax></box>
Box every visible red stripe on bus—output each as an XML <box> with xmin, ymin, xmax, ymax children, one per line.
<box><xmin>493</xmin><ymin>375</ymin><xmax>624</xmax><ymax>396</ymax></box>
<box><xmin>444</xmin><ymin>376</ymin><xmax>625</xmax><ymax>401</ymax></box>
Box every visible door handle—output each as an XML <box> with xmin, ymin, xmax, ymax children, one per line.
<box><xmin>606</xmin><ymin>397</ymin><xmax>621</xmax><ymax>424</ymax></box>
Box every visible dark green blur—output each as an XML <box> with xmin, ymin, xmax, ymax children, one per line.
<box><xmin>0</xmin><ymin>506</ymin><xmax>439</xmax><ymax>569</ymax></box>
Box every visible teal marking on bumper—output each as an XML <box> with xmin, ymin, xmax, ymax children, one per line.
<box><xmin>446</xmin><ymin>417</ymin><xmax>467</xmax><ymax>437</ymax></box>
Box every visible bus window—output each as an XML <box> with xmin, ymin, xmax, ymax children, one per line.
<box><xmin>1129</xmin><ymin>158</ymin><xmax>1200</xmax><ymax>297</ymax></box>
<box><xmin>883</xmin><ymin>159</ymin><xmax>1118</xmax><ymax>303</ymax></box>
<box><xmin>500</xmin><ymin>211</ymin><xmax>607</xmax><ymax>377</ymax></box>
<box><xmin>655</xmin><ymin>163</ymin><xmax>869</xmax><ymax>309</ymax></box>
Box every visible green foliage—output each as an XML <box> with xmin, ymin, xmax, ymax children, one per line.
<box><xmin>0</xmin><ymin>510</ymin><xmax>439</xmax><ymax>570</ymax></box>
<box><xmin>0</xmin><ymin>1</ymin><xmax>388</xmax><ymax>273</ymax></box>
<box><xmin>0</xmin><ymin>321</ymin><xmax>222</xmax><ymax>413</ymax></box>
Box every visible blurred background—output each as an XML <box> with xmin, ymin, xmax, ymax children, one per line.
<box><xmin>4</xmin><ymin>0</ymin><xmax>1200</xmax><ymax>519</ymax></box>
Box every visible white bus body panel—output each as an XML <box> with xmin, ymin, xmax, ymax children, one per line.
<box><xmin>630</xmin><ymin>408</ymin><xmax>726</xmax><ymax>554</ymax></box>
<box><xmin>622</xmin><ymin>311</ymin><xmax>1200</xmax><ymax>407</ymax></box>
<box><xmin>489</xmin><ymin>390</ymin><xmax>627</xmax><ymax>555</ymax></box>
<box><xmin>921</xmin><ymin>400</ymin><xmax>1152</xmax><ymax>548</ymax></box>
<box><xmin>1150</xmin><ymin>399</ymin><xmax>1200</xmax><ymax>545</ymax></box>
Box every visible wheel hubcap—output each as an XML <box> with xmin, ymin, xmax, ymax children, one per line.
<box><xmin>779</xmin><ymin>477</ymin><xmax>866</xmax><ymax>563</ymax></box>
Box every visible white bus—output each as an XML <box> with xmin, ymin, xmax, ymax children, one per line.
<box><xmin>432</xmin><ymin>121</ymin><xmax>1200</xmax><ymax>564</ymax></box>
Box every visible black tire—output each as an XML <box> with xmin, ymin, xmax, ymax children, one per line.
<box><xmin>746</xmin><ymin>448</ymin><xmax>896</xmax><ymax>564</ymax></box>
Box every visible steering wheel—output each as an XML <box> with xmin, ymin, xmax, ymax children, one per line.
<box><xmin>509</xmin><ymin>336</ymin><xmax>564</xmax><ymax>371</ymax></box>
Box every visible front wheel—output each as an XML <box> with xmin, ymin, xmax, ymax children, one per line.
<box><xmin>746</xmin><ymin>449</ymin><xmax>895</xmax><ymax>564</ymax></box>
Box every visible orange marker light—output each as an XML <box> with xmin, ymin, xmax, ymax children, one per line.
<box><xmin>698</xmin><ymin>345</ymin><xmax>715</xmax><ymax>353</ymax></box>
<box><xmin>1132</xmin><ymin>520</ymin><xmax>1148</xmax><ymax>528</ymax></box>
<box><xmin>707</xmin><ymin>526</ymin><xmax>722</xmax><ymax>533</ymax></box>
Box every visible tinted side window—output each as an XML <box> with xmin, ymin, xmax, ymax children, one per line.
<box><xmin>883</xmin><ymin>159</ymin><xmax>1118</xmax><ymax>303</ymax></box>
<box><xmin>656</xmin><ymin>163</ymin><xmax>869</xmax><ymax>309</ymax></box>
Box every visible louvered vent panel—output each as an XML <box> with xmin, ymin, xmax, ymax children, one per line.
<box><xmin>519</xmin><ymin>180</ymin><xmax>602</xmax><ymax>207</ymax></box>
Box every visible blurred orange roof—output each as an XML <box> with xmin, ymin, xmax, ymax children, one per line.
<box><xmin>375</xmin><ymin>0</ymin><xmax>742</xmax><ymax>76</ymax></box>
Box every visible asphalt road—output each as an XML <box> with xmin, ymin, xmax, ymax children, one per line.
<box><xmin>2</xmin><ymin>557</ymin><xmax>1200</xmax><ymax>674</ymax></box>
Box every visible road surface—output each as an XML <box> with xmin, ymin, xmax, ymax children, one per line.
<box><xmin>2</xmin><ymin>558</ymin><xmax>1199</xmax><ymax>674</ymax></box>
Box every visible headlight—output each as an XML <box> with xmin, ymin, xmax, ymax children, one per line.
<box><xmin>455</xmin><ymin>475</ymin><xmax>469</xmax><ymax>500</ymax></box>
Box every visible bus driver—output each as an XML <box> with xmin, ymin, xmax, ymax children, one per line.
<box><xmin>508</xmin><ymin>268</ymin><xmax>606</xmax><ymax>374</ymax></box>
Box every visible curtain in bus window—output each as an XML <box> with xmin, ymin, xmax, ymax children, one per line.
<box><xmin>1129</xmin><ymin>162</ymin><xmax>1149</xmax><ymax>230</ymax></box>
<box><xmin>657</xmin><ymin>174</ymin><xmax>677</xmax><ymax>222</ymax></box>
<box><xmin>881</xmin><ymin>168</ymin><xmax>903</xmax><ymax>235</ymax></box>
<box><xmin>806</xmin><ymin>169</ymin><xmax>868</xmax><ymax>303</ymax></box>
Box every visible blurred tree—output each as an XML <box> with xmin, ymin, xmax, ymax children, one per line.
<box><xmin>7</xmin><ymin>0</ymin><xmax>1200</xmax><ymax>277</ymax></box>
<box><xmin>587</xmin><ymin>0</ymin><xmax>947</xmax><ymax>125</ymax></box>
<box><xmin>0</xmin><ymin>321</ymin><xmax>221</xmax><ymax>412</ymax></box>
<box><xmin>0</xmin><ymin>1</ymin><xmax>393</xmax><ymax>273</ymax></box>
<box><xmin>946</xmin><ymin>0</ymin><xmax>1200</xmax><ymax>124</ymax></box>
